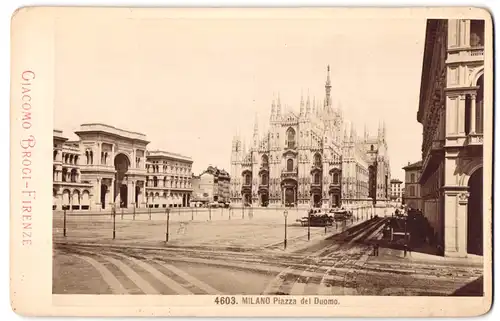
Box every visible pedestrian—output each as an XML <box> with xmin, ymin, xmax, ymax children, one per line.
<box><xmin>374</xmin><ymin>243</ymin><xmax>380</xmax><ymax>256</ymax></box>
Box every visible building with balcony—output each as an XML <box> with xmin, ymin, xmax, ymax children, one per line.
<box><xmin>402</xmin><ymin>161</ymin><xmax>423</xmax><ymax>210</ymax></box>
<box><xmin>53</xmin><ymin>130</ymin><xmax>93</xmax><ymax>210</ymax></box>
<box><xmin>53</xmin><ymin>123</ymin><xmax>193</xmax><ymax>211</ymax></box>
<box><xmin>230</xmin><ymin>66</ymin><xmax>382</xmax><ymax>209</ymax></box>
<box><xmin>417</xmin><ymin>19</ymin><xmax>487</xmax><ymax>257</ymax></box>
<box><xmin>390</xmin><ymin>178</ymin><xmax>404</xmax><ymax>203</ymax></box>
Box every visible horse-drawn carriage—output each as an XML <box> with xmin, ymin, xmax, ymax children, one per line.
<box><xmin>296</xmin><ymin>209</ymin><xmax>335</xmax><ymax>227</ymax></box>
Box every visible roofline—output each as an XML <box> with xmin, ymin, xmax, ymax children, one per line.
<box><xmin>75</xmin><ymin>123</ymin><xmax>151</xmax><ymax>144</ymax></box>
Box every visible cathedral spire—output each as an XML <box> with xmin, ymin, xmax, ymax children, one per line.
<box><xmin>306</xmin><ymin>90</ymin><xmax>311</xmax><ymax>116</ymax></box>
<box><xmin>253</xmin><ymin>113</ymin><xmax>259</xmax><ymax>149</ymax></box>
<box><xmin>299</xmin><ymin>90</ymin><xmax>305</xmax><ymax>116</ymax></box>
<box><xmin>276</xmin><ymin>92</ymin><xmax>282</xmax><ymax>118</ymax></box>
<box><xmin>364</xmin><ymin>123</ymin><xmax>369</xmax><ymax>141</ymax></box>
<box><xmin>270</xmin><ymin>93</ymin><xmax>276</xmax><ymax>121</ymax></box>
<box><xmin>325</xmin><ymin>65</ymin><xmax>332</xmax><ymax>108</ymax></box>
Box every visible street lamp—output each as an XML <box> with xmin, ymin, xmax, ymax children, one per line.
<box><xmin>165</xmin><ymin>207</ymin><xmax>171</xmax><ymax>243</ymax></box>
<box><xmin>283</xmin><ymin>210</ymin><xmax>288</xmax><ymax>250</ymax></box>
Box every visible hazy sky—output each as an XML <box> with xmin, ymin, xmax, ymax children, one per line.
<box><xmin>54</xmin><ymin>14</ymin><xmax>427</xmax><ymax>180</ymax></box>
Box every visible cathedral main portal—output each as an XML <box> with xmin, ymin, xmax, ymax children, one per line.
<box><xmin>281</xmin><ymin>179</ymin><xmax>297</xmax><ymax>207</ymax></box>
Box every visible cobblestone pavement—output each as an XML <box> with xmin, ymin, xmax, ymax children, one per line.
<box><xmin>53</xmin><ymin>217</ymin><xmax>483</xmax><ymax>296</ymax></box>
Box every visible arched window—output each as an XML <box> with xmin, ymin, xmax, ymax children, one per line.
<box><xmin>370</xmin><ymin>145</ymin><xmax>374</xmax><ymax>151</ymax></box>
<box><xmin>153</xmin><ymin>176</ymin><xmax>158</xmax><ymax>187</ymax></box>
<box><xmin>62</xmin><ymin>168</ymin><xmax>67</xmax><ymax>182</ymax></box>
<box><xmin>261</xmin><ymin>154</ymin><xmax>269</xmax><ymax>168</ymax></box>
<box><xmin>333</xmin><ymin>172</ymin><xmax>339</xmax><ymax>184</ymax></box>
<box><xmin>261</xmin><ymin>173</ymin><xmax>268</xmax><ymax>185</ymax></box>
<box><xmin>287</xmin><ymin>159</ymin><xmax>294</xmax><ymax>171</ymax></box>
<box><xmin>70</xmin><ymin>168</ymin><xmax>78</xmax><ymax>182</ymax></box>
<box><xmin>314</xmin><ymin>153</ymin><xmax>322</xmax><ymax>167</ymax></box>
<box><xmin>409</xmin><ymin>186</ymin><xmax>416</xmax><ymax>197</ymax></box>
<box><xmin>53</xmin><ymin>150</ymin><xmax>57</xmax><ymax>161</ymax></box>
<box><xmin>314</xmin><ymin>173</ymin><xmax>320</xmax><ymax>184</ymax></box>
<box><xmin>286</xmin><ymin>127</ymin><xmax>296</xmax><ymax>148</ymax></box>
<box><xmin>410</xmin><ymin>173</ymin><xmax>415</xmax><ymax>183</ymax></box>
<box><xmin>245</xmin><ymin>173</ymin><xmax>251</xmax><ymax>185</ymax></box>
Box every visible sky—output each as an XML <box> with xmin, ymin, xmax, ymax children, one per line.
<box><xmin>54</xmin><ymin>12</ymin><xmax>427</xmax><ymax>181</ymax></box>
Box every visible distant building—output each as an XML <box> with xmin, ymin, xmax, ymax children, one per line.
<box><xmin>417</xmin><ymin>19</ymin><xmax>485</xmax><ymax>257</ymax></box>
<box><xmin>390</xmin><ymin>178</ymin><xmax>404</xmax><ymax>203</ymax></box>
<box><xmin>191</xmin><ymin>166</ymin><xmax>231</xmax><ymax>204</ymax></box>
<box><xmin>402</xmin><ymin>161</ymin><xmax>422</xmax><ymax>210</ymax></box>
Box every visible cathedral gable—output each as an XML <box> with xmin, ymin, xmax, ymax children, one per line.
<box><xmin>281</xmin><ymin>111</ymin><xmax>299</xmax><ymax>124</ymax></box>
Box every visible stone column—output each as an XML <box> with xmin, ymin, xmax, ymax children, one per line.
<box><xmin>443</xmin><ymin>188</ymin><xmax>469</xmax><ymax>257</ymax></box>
<box><xmin>470</xmin><ymin>94</ymin><xmax>477</xmax><ymax>134</ymax></box>
<box><xmin>457</xmin><ymin>94</ymin><xmax>466</xmax><ymax>135</ymax></box>
<box><xmin>97</xmin><ymin>142</ymin><xmax>102</xmax><ymax>165</ymax></box>
<box><xmin>110</xmin><ymin>178</ymin><xmax>115</xmax><ymax>206</ymax></box>
<box><xmin>96</xmin><ymin>178</ymin><xmax>101</xmax><ymax>207</ymax></box>
<box><xmin>456</xmin><ymin>191</ymin><xmax>469</xmax><ymax>256</ymax></box>
<box><xmin>111</xmin><ymin>144</ymin><xmax>115</xmax><ymax>164</ymax></box>
<box><xmin>128</xmin><ymin>180</ymin><xmax>135</xmax><ymax>208</ymax></box>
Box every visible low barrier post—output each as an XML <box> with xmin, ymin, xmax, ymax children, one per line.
<box><xmin>112</xmin><ymin>206</ymin><xmax>116</xmax><ymax>240</ymax></box>
<box><xmin>63</xmin><ymin>209</ymin><xmax>67</xmax><ymax>237</ymax></box>
<box><xmin>165</xmin><ymin>207</ymin><xmax>171</xmax><ymax>243</ymax></box>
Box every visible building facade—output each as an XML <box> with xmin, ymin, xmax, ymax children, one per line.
<box><xmin>191</xmin><ymin>166</ymin><xmax>231</xmax><ymax>205</ymax></box>
<box><xmin>417</xmin><ymin>19</ymin><xmax>486</xmax><ymax>257</ymax></box>
<box><xmin>53</xmin><ymin>124</ymin><xmax>193</xmax><ymax>211</ymax></box>
<box><xmin>204</xmin><ymin>166</ymin><xmax>231</xmax><ymax>203</ymax></box>
<box><xmin>230</xmin><ymin>66</ymin><xmax>390</xmax><ymax>209</ymax></box>
<box><xmin>145</xmin><ymin>150</ymin><xmax>193</xmax><ymax>208</ymax></box>
<box><xmin>402</xmin><ymin>161</ymin><xmax>423</xmax><ymax>210</ymax></box>
<box><xmin>390</xmin><ymin>178</ymin><xmax>404</xmax><ymax>203</ymax></box>
<box><xmin>53</xmin><ymin>130</ymin><xmax>93</xmax><ymax>210</ymax></box>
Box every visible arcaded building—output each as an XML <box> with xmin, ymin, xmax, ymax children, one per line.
<box><xmin>418</xmin><ymin>19</ymin><xmax>486</xmax><ymax>257</ymax></box>
<box><xmin>52</xmin><ymin>124</ymin><xmax>193</xmax><ymax>211</ymax></box>
<box><xmin>230</xmin><ymin>66</ymin><xmax>390</xmax><ymax>209</ymax></box>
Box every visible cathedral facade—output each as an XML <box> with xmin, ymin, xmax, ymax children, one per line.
<box><xmin>230</xmin><ymin>66</ymin><xmax>391</xmax><ymax>209</ymax></box>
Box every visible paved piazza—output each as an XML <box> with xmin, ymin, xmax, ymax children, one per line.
<box><xmin>53</xmin><ymin>207</ymin><xmax>483</xmax><ymax>296</ymax></box>
<box><xmin>53</xmin><ymin>207</ymin><xmax>378</xmax><ymax>250</ymax></box>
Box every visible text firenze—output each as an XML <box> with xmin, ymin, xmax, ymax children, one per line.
<box><xmin>20</xmin><ymin>71</ymin><xmax>36</xmax><ymax>246</ymax></box>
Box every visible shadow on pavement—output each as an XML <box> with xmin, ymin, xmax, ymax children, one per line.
<box><xmin>451</xmin><ymin>276</ymin><xmax>483</xmax><ymax>296</ymax></box>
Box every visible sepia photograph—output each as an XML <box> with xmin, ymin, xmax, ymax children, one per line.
<box><xmin>10</xmin><ymin>6</ymin><xmax>493</xmax><ymax>317</ymax></box>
